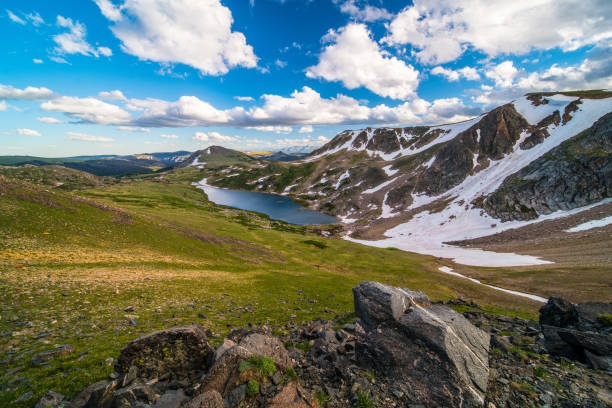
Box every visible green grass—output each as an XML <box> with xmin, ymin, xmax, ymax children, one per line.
<box><xmin>356</xmin><ymin>390</ymin><xmax>374</xmax><ymax>408</ymax></box>
<box><xmin>0</xmin><ymin>171</ymin><xmax>541</xmax><ymax>407</ymax></box>
<box><xmin>246</xmin><ymin>380</ymin><xmax>259</xmax><ymax>397</ymax></box>
<box><xmin>598</xmin><ymin>314</ymin><xmax>612</xmax><ymax>327</ymax></box>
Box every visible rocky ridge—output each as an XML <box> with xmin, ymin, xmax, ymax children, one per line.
<box><xmin>34</xmin><ymin>282</ymin><xmax>612</xmax><ymax>408</ymax></box>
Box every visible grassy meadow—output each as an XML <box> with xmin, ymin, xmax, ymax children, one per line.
<box><xmin>1</xmin><ymin>166</ymin><xmax>544</xmax><ymax>406</ymax></box>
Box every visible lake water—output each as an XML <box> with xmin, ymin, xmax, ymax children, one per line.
<box><xmin>195</xmin><ymin>180</ymin><xmax>338</xmax><ymax>225</ymax></box>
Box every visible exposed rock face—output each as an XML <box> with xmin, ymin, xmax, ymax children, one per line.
<box><xmin>115</xmin><ymin>325</ymin><xmax>213</xmax><ymax>381</ymax></box>
<box><xmin>483</xmin><ymin>111</ymin><xmax>612</xmax><ymax>221</ymax></box>
<box><xmin>352</xmin><ymin>281</ymin><xmax>490</xmax><ymax>407</ymax></box>
<box><xmin>539</xmin><ymin>297</ymin><xmax>612</xmax><ymax>370</ymax></box>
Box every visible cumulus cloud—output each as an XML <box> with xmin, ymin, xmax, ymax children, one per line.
<box><xmin>37</xmin><ymin>117</ymin><xmax>63</xmax><ymax>124</ymax></box>
<box><xmin>337</xmin><ymin>0</ymin><xmax>391</xmax><ymax>22</ymax></box>
<box><xmin>193</xmin><ymin>131</ymin><xmax>236</xmax><ymax>143</ymax></box>
<box><xmin>384</xmin><ymin>0</ymin><xmax>612</xmax><ymax>65</ymax></box>
<box><xmin>160</xmin><ymin>133</ymin><xmax>178</xmax><ymax>139</ymax></box>
<box><xmin>66</xmin><ymin>131</ymin><xmax>114</xmax><ymax>142</ymax></box>
<box><xmin>431</xmin><ymin>66</ymin><xmax>480</xmax><ymax>82</ymax></box>
<box><xmin>307</xmin><ymin>24</ymin><xmax>419</xmax><ymax>100</ymax></box>
<box><xmin>298</xmin><ymin>125</ymin><xmax>313</xmax><ymax>133</ymax></box>
<box><xmin>0</xmin><ymin>101</ymin><xmax>7</xmax><ymax>111</ymax></box>
<box><xmin>485</xmin><ymin>61</ymin><xmax>519</xmax><ymax>88</ymax></box>
<box><xmin>99</xmin><ymin>90</ymin><xmax>127</xmax><ymax>101</ymax></box>
<box><xmin>235</xmin><ymin>96</ymin><xmax>255</xmax><ymax>102</ymax></box>
<box><xmin>17</xmin><ymin>128</ymin><xmax>42</xmax><ymax>136</ymax></box>
<box><xmin>98</xmin><ymin>0</ymin><xmax>258</xmax><ymax>76</ymax></box>
<box><xmin>33</xmin><ymin>58</ymin><xmax>43</xmax><ymax>64</ymax></box>
<box><xmin>54</xmin><ymin>16</ymin><xmax>111</xmax><ymax>58</ymax></box>
<box><xmin>41</xmin><ymin>96</ymin><xmax>132</xmax><ymax>124</ymax></box>
<box><xmin>0</xmin><ymin>84</ymin><xmax>54</xmax><ymax>100</ymax></box>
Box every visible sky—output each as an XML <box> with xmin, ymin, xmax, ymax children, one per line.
<box><xmin>1</xmin><ymin>0</ymin><xmax>611</xmax><ymax>157</ymax></box>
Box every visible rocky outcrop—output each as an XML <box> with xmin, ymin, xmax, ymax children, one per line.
<box><xmin>115</xmin><ymin>325</ymin><xmax>213</xmax><ymax>381</ymax></box>
<box><xmin>353</xmin><ymin>281</ymin><xmax>490</xmax><ymax>407</ymax></box>
<box><xmin>540</xmin><ymin>296</ymin><xmax>612</xmax><ymax>370</ymax></box>
<box><xmin>483</xmin><ymin>111</ymin><xmax>612</xmax><ymax>221</ymax></box>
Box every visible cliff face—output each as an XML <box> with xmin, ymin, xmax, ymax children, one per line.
<box><xmin>482</xmin><ymin>112</ymin><xmax>612</xmax><ymax>221</ymax></box>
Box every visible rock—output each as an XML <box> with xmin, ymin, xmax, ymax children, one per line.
<box><xmin>124</xmin><ymin>306</ymin><xmax>135</xmax><ymax>312</ymax></box>
<box><xmin>154</xmin><ymin>389</ymin><xmax>186</xmax><ymax>408</ymax></box>
<box><xmin>556</xmin><ymin>328</ymin><xmax>612</xmax><ymax>356</ymax></box>
<box><xmin>540</xmin><ymin>297</ymin><xmax>578</xmax><ymax>328</ymax></box>
<box><xmin>237</xmin><ymin>332</ymin><xmax>292</xmax><ymax>370</ymax></box>
<box><xmin>352</xmin><ymin>281</ymin><xmax>430</xmax><ymax>329</ymax></box>
<box><xmin>121</xmin><ymin>365</ymin><xmax>139</xmax><ymax>387</ymax></box>
<box><xmin>115</xmin><ymin>325</ymin><xmax>212</xmax><ymax>381</ymax></box>
<box><xmin>34</xmin><ymin>390</ymin><xmax>64</xmax><ymax>408</ymax></box>
<box><xmin>112</xmin><ymin>382</ymin><xmax>155</xmax><ymax>406</ymax></box>
<box><xmin>181</xmin><ymin>390</ymin><xmax>224</xmax><ymax>408</ymax></box>
<box><xmin>354</xmin><ymin>282</ymin><xmax>490</xmax><ymax>408</ymax></box>
<box><xmin>224</xmin><ymin>384</ymin><xmax>246</xmax><ymax>408</ymax></box>
<box><xmin>198</xmin><ymin>346</ymin><xmax>251</xmax><ymax>396</ymax></box>
<box><xmin>211</xmin><ymin>339</ymin><xmax>235</xmax><ymax>364</ymax></box>
<box><xmin>267</xmin><ymin>382</ymin><xmax>319</xmax><ymax>408</ymax></box>
<box><xmin>14</xmin><ymin>391</ymin><xmax>33</xmax><ymax>403</ymax></box>
<box><xmin>70</xmin><ymin>380</ymin><xmax>117</xmax><ymax>408</ymax></box>
<box><xmin>584</xmin><ymin>349</ymin><xmax>612</xmax><ymax>371</ymax></box>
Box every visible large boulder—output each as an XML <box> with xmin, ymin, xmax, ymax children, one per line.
<box><xmin>539</xmin><ymin>297</ymin><xmax>612</xmax><ymax>368</ymax></box>
<box><xmin>353</xmin><ymin>281</ymin><xmax>430</xmax><ymax>329</ymax></box>
<box><xmin>182</xmin><ymin>390</ymin><xmax>224</xmax><ymax>408</ymax></box>
<box><xmin>115</xmin><ymin>325</ymin><xmax>213</xmax><ymax>382</ymax></box>
<box><xmin>353</xmin><ymin>282</ymin><xmax>490</xmax><ymax>408</ymax></box>
<box><xmin>266</xmin><ymin>382</ymin><xmax>319</xmax><ymax>408</ymax></box>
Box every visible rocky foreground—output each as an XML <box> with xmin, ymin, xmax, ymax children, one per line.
<box><xmin>34</xmin><ymin>282</ymin><xmax>611</xmax><ymax>408</ymax></box>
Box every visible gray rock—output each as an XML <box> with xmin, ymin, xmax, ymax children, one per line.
<box><xmin>34</xmin><ymin>390</ymin><xmax>64</xmax><ymax>408</ymax></box>
<box><xmin>352</xmin><ymin>281</ymin><xmax>430</xmax><ymax>329</ymax></box>
<box><xmin>224</xmin><ymin>384</ymin><xmax>246</xmax><ymax>408</ymax></box>
<box><xmin>353</xmin><ymin>282</ymin><xmax>490</xmax><ymax>408</ymax></box>
<box><xmin>181</xmin><ymin>390</ymin><xmax>224</xmax><ymax>408</ymax></box>
<box><xmin>70</xmin><ymin>380</ymin><xmax>117</xmax><ymax>408</ymax></box>
<box><xmin>211</xmin><ymin>339</ymin><xmax>235</xmax><ymax>364</ymax></box>
<box><xmin>153</xmin><ymin>389</ymin><xmax>185</xmax><ymax>408</ymax></box>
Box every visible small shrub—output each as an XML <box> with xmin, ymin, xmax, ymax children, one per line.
<box><xmin>246</xmin><ymin>380</ymin><xmax>259</xmax><ymax>397</ymax></box>
<box><xmin>356</xmin><ymin>390</ymin><xmax>374</xmax><ymax>408</ymax></box>
<box><xmin>598</xmin><ymin>314</ymin><xmax>612</xmax><ymax>327</ymax></box>
<box><xmin>285</xmin><ymin>367</ymin><xmax>298</xmax><ymax>382</ymax></box>
<box><xmin>533</xmin><ymin>366</ymin><xmax>547</xmax><ymax>379</ymax></box>
<box><xmin>302</xmin><ymin>239</ymin><xmax>327</xmax><ymax>249</ymax></box>
<box><xmin>239</xmin><ymin>356</ymin><xmax>277</xmax><ymax>378</ymax></box>
<box><xmin>315</xmin><ymin>390</ymin><xmax>330</xmax><ymax>405</ymax></box>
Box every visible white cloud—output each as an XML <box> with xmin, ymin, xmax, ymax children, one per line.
<box><xmin>485</xmin><ymin>61</ymin><xmax>519</xmax><ymax>88</ymax></box>
<box><xmin>298</xmin><ymin>125</ymin><xmax>313</xmax><ymax>133</ymax></box>
<box><xmin>54</xmin><ymin>15</ymin><xmax>111</xmax><ymax>58</ymax></box>
<box><xmin>37</xmin><ymin>117</ymin><xmax>63</xmax><ymax>124</ymax></box>
<box><xmin>97</xmin><ymin>46</ymin><xmax>113</xmax><ymax>57</ymax></box>
<box><xmin>384</xmin><ymin>0</ymin><xmax>612</xmax><ymax>65</ymax></box>
<box><xmin>338</xmin><ymin>0</ymin><xmax>391</xmax><ymax>22</ymax></box>
<box><xmin>431</xmin><ymin>66</ymin><xmax>480</xmax><ymax>82</ymax></box>
<box><xmin>41</xmin><ymin>96</ymin><xmax>132</xmax><ymax>124</ymax></box>
<box><xmin>160</xmin><ymin>133</ymin><xmax>178</xmax><ymax>139</ymax></box>
<box><xmin>7</xmin><ymin>10</ymin><xmax>25</xmax><ymax>24</ymax></box>
<box><xmin>66</xmin><ymin>131</ymin><xmax>114</xmax><ymax>142</ymax></box>
<box><xmin>193</xmin><ymin>131</ymin><xmax>236</xmax><ymax>143</ymax></box>
<box><xmin>100</xmin><ymin>0</ymin><xmax>258</xmax><ymax>76</ymax></box>
<box><xmin>99</xmin><ymin>90</ymin><xmax>127</xmax><ymax>101</ymax></box>
<box><xmin>33</xmin><ymin>58</ymin><xmax>43</xmax><ymax>64</ymax></box>
<box><xmin>117</xmin><ymin>126</ymin><xmax>150</xmax><ymax>132</ymax></box>
<box><xmin>50</xmin><ymin>56</ymin><xmax>70</xmax><ymax>64</ymax></box>
<box><xmin>306</xmin><ymin>24</ymin><xmax>419</xmax><ymax>100</ymax></box>
<box><xmin>132</xmin><ymin>95</ymin><xmax>232</xmax><ymax>126</ymax></box>
<box><xmin>0</xmin><ymin>101</ymin><xmax>6</xmax><ymax>111</ymax></box>
<box><xmin>235</xmin><ymin>96</ymin><xmax>255</xmax><ymax>102</ymax></box>
<box><xmin>245</xmin><ymin>125</ymin><xmax>292</xmax><ymax>134</ymax></box>
<box><xmin>93</xmin><ymin>0</ymin><xmax>122</xmax><ymax>21</ymax></box>
<box><xmin>25</xmin><ymin>12</ymin><xmax>44</xmax><ymax>26</ymax></box>
<box><xmin>0</xmin><ymin>84</ymin><xmax>54</xmax><ymax>100</ymax></box>
<box><xmin>17</xmin><ymin>128</ymin><xmax>42</xmax><ymax>137</ymax></box>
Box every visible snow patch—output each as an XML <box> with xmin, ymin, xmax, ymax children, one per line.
<box><xmin>382</xmin><ymin>164</ymin><xmax>399</xmax><ymax>176</ymax></box>
<box><xmin>363</xmin><ymin>177</ymin><xmax>398</xmax><ymax>194</ymax></box>
<box><xmin>334</xmin><ymin>170</ymin><xmax>350</xmax><ymax>189</ymax></box>
<box><xmin>565</xmin><ymin>216</ymin><xmax>612</xmax><ymax>233</ymax></box>
<box><xmin>438</xmin><ymin>267</ymin><xmax>547</xmax><ymax>303</ymax></box>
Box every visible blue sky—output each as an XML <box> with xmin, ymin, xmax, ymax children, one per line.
<box><xmin>1</xmin><ymin>0</ymin><xmax>611</xmax><ymax>156</ymax></box>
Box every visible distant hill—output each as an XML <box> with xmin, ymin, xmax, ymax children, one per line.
<box><xmin>258</xmin><ymin>151</ymin><xmax>308</xmax><ymax>162</ymax></box>
<box><xmin>0</xmin><ymin>164</ymin><xmax>114</xmax><ymax>190</ymax></box>
<box><xmin>179</xmin><ymin>146</ymin><xmax>258</xmax><ymax>169</ymax></box>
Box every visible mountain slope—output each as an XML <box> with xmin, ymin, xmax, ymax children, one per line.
<box><xmin>204</xmin><ymin>92</ymin><xmax>612</xmax><ymax>266</ymax></box>
<box><xmin>179</xmin><ymin>145</ymin><xmax>258</xmax><ymax>169</ymax></box>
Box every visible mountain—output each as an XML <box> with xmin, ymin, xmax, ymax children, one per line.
<box><xmin>179</xmin><ymin>145</ymin><xmax>258</xmax><ymax>169</ymax></box>
<box><xmin>204</xmin><ymin>91</ymin><xmax>612</xmax><ymax>266</ymax></box>
<box><xmin>283</xmin><ymin>144</ymin><xmax>321</xmax><ymax>154</ymax></box>
<box><xmin>258</xmin><ymin>151</ymin><xmax>308</xmax><ymax>162</ymax></box>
